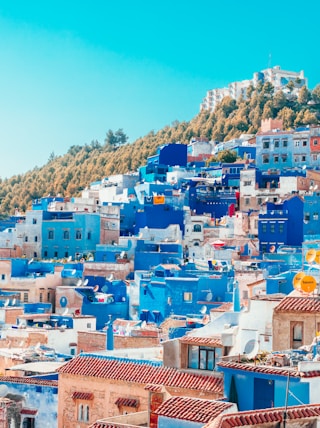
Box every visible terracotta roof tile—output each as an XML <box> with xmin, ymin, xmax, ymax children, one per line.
<box><xmin>204</xmin><ymin>404</ymin><xmax>320</xmax><ymax>427</ymax></box>
<box><xmin>0</xmin><ymin>376</ymin><xmax>58</xmax><ymax>387</ymax></box>
<box><xmin>144</xmin><ymin>383</ymin><xmax>164</xmax><ymax>392</ymax></box>
<box><xmin>59</xmin><ymin>355</ymin><xmax>223</xmax><ymax>394</ymax></box>
<box><xmin>274</xmin><ymin>296</ymin><xmax>320</xmax><ymax>313</ymax></box>
<box><xmin>72</xmin><ymin>391</ymin><xmax>94</xmax><ymax>400</ymax></box>
<box><xmin>155</xmin><ymin>397</ymin><xmax>233</xmax><ymax>423</ymax></box>
<box><xmin>217</xmin><ymin>361</ymin><xmax>300</xmax><ymax>378</ymax></box>
<box><xmin>180</xmin><ymin>335</ymin><xmax>223</xmax><ymax>347</ymax></box>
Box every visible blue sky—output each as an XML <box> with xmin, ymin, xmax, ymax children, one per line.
<box><xmin>0</xmin><ymin>0</ymin><xmax>319</xmax><ymax>179</ymax></box>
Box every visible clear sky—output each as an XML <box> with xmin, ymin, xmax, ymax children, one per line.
<box><xmin>0</xmin><ymin>0</ymin><xmax>319</xmax><ymax>179</ymax></box>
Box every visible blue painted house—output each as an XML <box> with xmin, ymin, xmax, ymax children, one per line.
<box><xmin>258</xmin><ymin>196</ymin><xmax>303</xmax><ymax>253</ymax></box>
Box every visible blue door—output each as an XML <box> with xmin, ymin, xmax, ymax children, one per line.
<box><xmin>254</xmin><ymin>378</ymin><xmax>274</xmax><ymax>409</ymax></box>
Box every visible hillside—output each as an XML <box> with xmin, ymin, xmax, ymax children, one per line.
<box><xmin>0</xmin><ymin>82</ymin><xmax>319</xmax><ymax>215</ymax></box>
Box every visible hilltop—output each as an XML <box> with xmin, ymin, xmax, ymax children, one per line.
<box><xmin>0</xmin><ymin>82</ymin><xmax>319</xmax><ymax>214</ymax></box>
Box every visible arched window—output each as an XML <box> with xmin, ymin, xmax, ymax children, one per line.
<box><xmin>63</xmin><ymin>230</ymin><xmax>70</xmax><ymax>240</ymax></box>
<box><xmin>78</xmin><ymin>404</ymin><xmax>84</xmax><ymax>421</ymax></box>
<box><xmin>193</xmin><ymin>224</ymin><xmax>202</xmax><ymax>232</ymax></box>
<box><xmin>85</xmin><ymin>405</ymin><xmax>89</xmax><ymax>422</ymax></box>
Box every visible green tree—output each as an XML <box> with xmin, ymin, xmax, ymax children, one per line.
<box><xmin>217</xmin><ymin>150</ymin><xmax>237</xmax><ymax>163</ymax></box>
<box><xmin>298</xmin><ymin>86</ymin><xmax>311</xmax><ymax>105</ymax></box>
<box><xmin>278</xmin><ymin>107</ymin><xmax>295</xmax><ymax>129</ymax></box>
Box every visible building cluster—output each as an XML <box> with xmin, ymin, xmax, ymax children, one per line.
<box><xmin>1</xmin><ymin>117</ymin><xmax>320</xmax><ymax>427</ymax></box>
<box><xmin>200</xmin><ymin>65</ymin><xmax>307</xmax><ymax>112</ymax></box>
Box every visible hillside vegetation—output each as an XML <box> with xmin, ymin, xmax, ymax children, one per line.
<box><xmin>1</xmin><ymin>82</ymin><xmax>319</xmax><ymax>214</ymax></box>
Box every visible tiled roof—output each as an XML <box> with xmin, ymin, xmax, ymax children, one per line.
<box><xmin>144</xmin><ymin>384</ymin><xmax>164</xmax><ymax>392</ymax></box>
<box><xmin>20</xmin><ymin>408</ymin><xmax>38</xmax><ymax>416</ymax></box>
<box><xmin>204</xmin><ymin>404</ymin><xmax>320</xmax><ymax>428</ymax></box>
<box><xmin>59</xmin><ymin>355</ymin><xmax>223</xmax><ymax>394</ymax></box>
<box><xmin>0</xmin><ymin>376</ymin><xmax>58</xmax><ymax>387</ymax></box>
<box><xmin>180</xmin><ymin>335</ymin><xmax>223</xmax><ymax>348</ymax></box>
<box><xmin>155</xmin><ymin>397</ymin><xmax>233</xmax><ymax>423</ymax></box>
<box><xmin>217</xmin><ymin>361</ymin><xmax>300</xmax><ymax>378</ymax></box>
<box><xmin>72</xmin><ymin>391</ymin><xmax>94</xmax><ymax>400</ymax></box>
<box><xmin>274</xmin><ymin>296</ymin><xmax>320</xmax><ymax>313</ymax></box>
<box><xmin>114</xmin><ymin>397</ymin><xmax>139</xmax><ymax>408</ymax></box>
<box><xmin>89</xmin><ymin>423</ymin><xmax>129</xmax><ymax>428</ymax></box>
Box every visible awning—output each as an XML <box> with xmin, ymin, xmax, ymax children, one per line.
<box><xmin>115</xmin><ymin>398</ymin><xmax>139</xmax><ymax>408</ymax></box>
<box><xmin>72</xmin><ymin>392</ymin><xmax>94</xmax><ymax>400</ymax></box>
<box><xmin>21</xmin><ymin>408</ymin><xmax>38</xmax><ymax>416</ymax></box>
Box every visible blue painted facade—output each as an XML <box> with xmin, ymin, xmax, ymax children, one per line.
<box><xmin>303</xmin><ymin>192</ymin><xmax>320</xmax><ymax>240</ymax></box>
<box><xmin>41</xmin><ymin>212</ymin><xmax>100</xmax><ymax>259</ymax></box>
<box><xmin>258</xmin><ymin>197</ymin><xmax>303</xmax><ymax>253</ymax></box>
<box><xmin>134</xmin><ymin>204</ymin><xmax>184</xmax><ymax>234</ymax></box>
<box><xmin>134</xmin><ymin>241</ymin><xmax>183</xmax><ymax>271</ymax></box>
<box><xmin>256</xmin><ymin>131</ymin><xmax>294</xmax><ymax>172</ymax></box>
<box><xmin>136</xmin><ymin>265</ymin><xmax>235</xmax><ymax>323</ymax></box>
<box><xmin>219</xmin><ymin>365</ymin><xmax>309</xmax><ymax>411</ymax></box>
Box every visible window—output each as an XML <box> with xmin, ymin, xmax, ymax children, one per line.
<box><xmin>302</xmin><ymin>155</ymin><xmax>306</xmax><ymax>162</ymax></box>
<box><xmin>24</xmin><ymin>236</ymin><xmax>28</xmax><ymax>242</ymax></box>
<box><xmin>78</xmin><ymin>404</ymin><xmax>89</xmax><ymax>422</ymax></box>
<box><xmin>76</xmin><ymin>230</ymin><xmax>82</xmax><ymax>240</ymax></box>
<box><xmin>39</xmin><ymin>293</ymin><xmax>43</xmax><ymax>303</ymax></box>
<box><xmin>32</xmin><ymin>218</ymin><xmax>37</xmax><ymax>224</ymax></box>
<box><xmin>34</xmin><ymin>236</ymin><xmax>38</xmax><ymax>242</ymax></box>
<box><xmin>87</xmin><ymin>323</ymin><xmax>92</xmax><ymax>329</ymax></box>
<box><xmin>63</xmin><ymin>230</ymin><xmax>70</xmax><ymax>240</ymax></box>
<box><xmin>291</xmin><ymin>321</ymin><xmax>303</xmax><ymax>349</ymax></box>
<box><xmin>294</xmin><ymin>156</ymin><xmax>299</xmax><ymax>163</ymax></box>
<box><xmin>193</xmin><ymin>224</ymin><xmax>201</xmax><ymax>232</ymax></box>
<box><xmin>1</xmin><ymin>274</ymin><xmax>5</xmax><ymax>280</ymax></box>
<box><xmin>64</xmin><ymin>251</ymin><xmax>69</xmax><ymax>258</ymax></box>
<box><xmin>313</xmin><ymin>154</ymin><xmax>318</xmax><ymax>161</ymax></box>
<box><xmin>304</xmin><ymin>213</ymin><xmax>310</xmax><ymax>222</ymax></box>
<box><xmin>23</xmin><ymin>293</ymin><xmax>28</xmax><ymax>303</ymax></box>
<box><xmin>274</xmin><ymin>140</ymin><xmax>279</xmax><ymax>148</ymax></box>
<box><xmin>314</xmin><ymin>139</ymin><xmax>318</xmax><ymax>146</ymax></box>
<box><xmin>282</xmin><ymin>140</ymin><xmax>288</xmax><ymax>147</ymax></box>
<box><xmin>295</xmin><ymin>141</ymin><xmax>300</xmax><ymax>147</ymax></box>
<box><xmin>47</xmin><ymin>292</ymin><xmax>51</xmax><ymax>301</ymax></box>
<box><xmin>54</xmin><ymin>251</ymin><xmax>58</xmax><ymax>258</ymax></box>
<box><xmin>313</xmin><ymin>212</ymin><xmax>319</xmax><ymax>220</ymax></box>
<box><xmin>245</xmin><ymin>198</ymin><xmax>250</xmax><ymax>205</ymax></box>
<box><xmin>279</xmin><ymin>224</ymin><xmax>284</xmax><ymax>233</ymax></box>
<box><xmin>188</xmin><ymin>345</ymin><xmax>216</xmax><ymax>370</ymax></box>
<box><xmin>34</xmin><ymin>252</ymin><xmax>37</xmax><ymax>258</ymax></box>
<box><xmin>282</xmin><ymin>155</ymin><xmax>288</xmax><ymax>162</ymax></box>
<box><xmin>263</xmin><ymin>140</ymin><xmax>270</xmax><ymax>149</ymax></box>
<box><xmin>302</xmin><ymin>140</ymin><xmax>307</xmax><ymax>146</ymax></box>
<box><xmin>270</xmin><ymin>224</ymin><xmax>275</xmax><ymax>233</ymax></box>
<box><xmin>274</xmin><ymin>156</ymin><xmax>279</xmax><ymax>163</ymax></box>
<box><xmin>183</xmin><ymin>292</ymin><xmax>192</xmax><ymax>302</ymax></box>
<box><xmin>44</xmin><ymin>250</ymin><xmax>48</xmax><ymax>257</ymax></box>
<box><xmin>244</xmin><ymin>181</ymin><xmax>251</xmax><ymax>186</ymax></box>
<box><xmin>48</xmin><ymin>230</ymin><xmax>54</xmax><ymax>239</ymax></box>
<box><xmin>87</xmin><ymin>231</ymin><xmax>92</xmax><ymax>240</ymax></box>
<box><xmin>263</xmin><ymin>155</ymin><xmax>269</xmax><ymax>164</ymax></box>
<box><xmin>262</xmin><ymin>224</ymin><xmax>267</xmax><ymax>233</ymax></box>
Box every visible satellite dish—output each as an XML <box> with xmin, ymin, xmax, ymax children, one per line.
<box><xmin>93</xmin><ymin>285</ymin><xmax>99</xmax><ymax>293</ymax></box>
<box><xmin>270</xmin><ymin>245</ymin><xmax>276</xmax><ymax>253</ymax></box>
<box><xmin>28</xmin><ymin>258</ymin><xmax>34</xmax><ymax>265</ymax></box>
<box><xmin>205</xmin><ymin>292</ymin><xmax>213</xmax><ymax>302</ymax></box>
<box><xmin>83</xmin><ymin>279</ymin><xmax>89</xmax><ymax>286</ymax></box>
<box><xmin>315</xmin><ymin>250</ymin><xmax>320</xmax><ymax>264</ymax></box>
<box><xmin>107</xmin><ymin>274</ymin><xmax>114</xmax><ymax>282</ymax></box>
<box><xmin>12</xmin><ymin>298</ymin><xmax>16</xmax><ymax>306</ymax></box>
<box><xmin>309</xmin><ymin>185</ymin><xmax>314</xmax><ymax>191</ymax></box>
<box><xmin>71</xmin><ymin>269</ymin><xmax>76</xmax><ymax>275</ymax></box>
<box><xmin>306</xmin><ymin>248</ymin><xmax>316</xmax><ymax>263</ymax></box>
<box><xmin>0</xmin><ymin>385</ymin><xmax>8</xmax><ymax>397</ymax></box>
<box><xmin>62</xmin><ymin>308</ymin><xmax>69</xmax><ymax>316</ymax></box>
<box><xmin>200</xmin><ymin>305</ymin><xmax>207</xmax><ymax>315</ymax></box>
<box><xmin>300</xmin><ymin>275</ymin><xmax>317</xmax><ymax>294</ymax></box>
<box><xmin>244</xmin><ymin>339</ymin><xmax>259</xmax><ymax>359</ymax></box>
<box><xmin>293</xmin><ymin>271</ymin><xmax>305</xmax><ymax>291</ymax></box>
<box><xmin>67</xmin><ymin>256</ymin><xmax>72</xmax><ymax>262</ymax></box>
<box><xmin>4</xmin><ymin>299</ymin><xmax>9</xmax><ymax>307</ymax></box>
<box><xmin>302</xmin><ymin>165</ymin><xmax>307</xmax><ymax>170</ymax></box>
<box><xmin>76</xmin><ymin>279</ymin><xmax>82</xmax><ymax>287</ymax></box>
<box><xmin>265</xmin><ymin>197</ymin><xmax>269</xmax><ymax>202</ymax></box>
<box><xmin>314</xmin><ymin>184</ymin><xmax>319</xmax><ymax>191</ymax></box>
